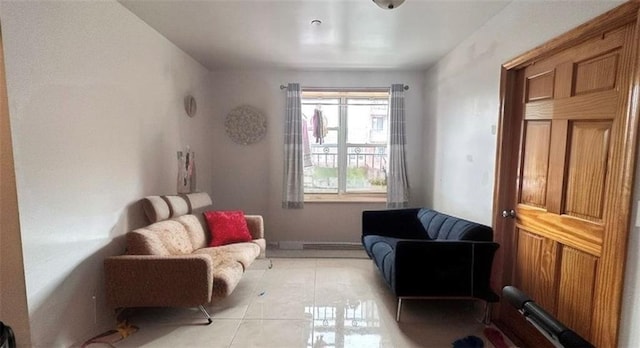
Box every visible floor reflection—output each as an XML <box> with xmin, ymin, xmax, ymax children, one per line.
<box><xmin>305</xmin><ymin>299</ymin><xmax>383</xmax><ymax>348</ymax></box>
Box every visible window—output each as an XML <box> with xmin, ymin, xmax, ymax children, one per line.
<box><xmin>302</xmin><ymin>90</ymin><xmax>389</xmax><ymax>201</ymax></box>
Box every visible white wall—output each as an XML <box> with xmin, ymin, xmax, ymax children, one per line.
<box><xmin>421</xmin><ymin>0</ymin><xmax>640</xmax><ymax>346</ymax></box>
<box><xmin>209</xmin><ymin>69</ymin><xmax>425</xmax><ymax>244</ymax></box>
<box><xmin>0</xmin><ymin>1</ymin><xmax>213</xmax><ymax>346</ymax></box>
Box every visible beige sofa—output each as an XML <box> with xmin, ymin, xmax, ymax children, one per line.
<box><xmin>104</xmin><ymin>193</ymin><xmax>265</xmax><ymax>323</ymax></box>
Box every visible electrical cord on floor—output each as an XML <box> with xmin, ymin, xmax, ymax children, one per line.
<box><xmin>80</xmin><ymin>308</ymin><xmax>138</xmax><ymax>348</ymax></box>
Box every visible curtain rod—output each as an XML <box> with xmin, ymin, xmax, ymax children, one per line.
<box><xmin>279</xmin><ymin>85</ymin><xmax>409</xmax><ymax>91</ymax></box>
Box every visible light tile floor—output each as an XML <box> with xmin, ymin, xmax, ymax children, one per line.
<box><xmin>114</xmin><ymin>257</ymin><xmax>512</xmax><ymax>348</ymax></box>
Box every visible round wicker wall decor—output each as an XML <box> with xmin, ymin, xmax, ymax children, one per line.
<box><xmin>225</xmin><ymin>105</ymin><xmax>267</xmax><ymax>145</ymax></box>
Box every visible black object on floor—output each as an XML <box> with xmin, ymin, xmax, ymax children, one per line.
<box><xmin>452</xmin><ymin>335</ymin><xmax>484</xmax><ymax>348</ymax></box>
<box><xmin>502</xmin><ymin>286</ymin><xmax>594</xmax><ymax>348</ymax></box>
<box><xmin>0</xmin><ymin>321</ymin><xmax>16</xmax><ymax>348</ymax></box>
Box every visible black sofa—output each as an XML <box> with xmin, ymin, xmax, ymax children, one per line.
<box><xmin>362</xmin><ymin>208</ymin><xmax>499</xmax><ymax>321</ymax></box>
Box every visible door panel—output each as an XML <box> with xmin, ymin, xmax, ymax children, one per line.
<box><xmin>565</xmin><ymin>121</ymin><xmax>611</xmax><ymax>221</ymax></box>
<box><xmin>520</xmin><ymin>121</ymin><xmax>551</xmax><ymax>208</ymax></box>
<box><xmin>525</xmin><ymin>70</ymin><xmax>554</xmax><ymax>102</ymax></box>
<box><xmin>494</xmin><ymin>13</ymin><xmax>639</xmax><ymax>347</ymax></box>
<box><xmin>514</xmin><ymin>229</ymin><xmax>543</xmax><ymax>299</ymax></box>
<box><xmin>573</xmin><ymin>53</ymin><xmax>618</xmax><ymax>95</ymax></box>
<box><xmin>546</xmin><ymin>119</ymin><xmax>567</xmax><ymax>214</ymax></box>
<box><xmin>515</xmin><ymin>229</ymin><xmax>560</xmax><ymax>312</ymax></box>
<box><xmin>557</xmin><ymin>247</ymin><xmax>598</xmax><ymax>339</ymax></box>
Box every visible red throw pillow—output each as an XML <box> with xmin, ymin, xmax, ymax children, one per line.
<box><xmin>204</xmin><ymin>210</ymin><xmax>252</xmax><ymax>247</ymax></box>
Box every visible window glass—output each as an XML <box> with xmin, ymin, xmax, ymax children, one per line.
<box><xmin>302</xmin><ymin>91</ymin><xmax>389</xmax><ymax>197</ymax></box>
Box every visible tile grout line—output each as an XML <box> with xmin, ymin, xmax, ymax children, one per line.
<box><xmin>311</xmin><ymin>258</ymin><xmax>318</xmax><ymax>347</ymax></box>
<box><xmin>227</xmin><ymin>261</ymin><xmax>270</xmax><ymax>347</ymax></box>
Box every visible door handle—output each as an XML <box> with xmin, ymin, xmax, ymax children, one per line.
<box><xmin>502</xmin><ymin>209</ymin><xmax>516</xmax><ymax>219</ymax></box>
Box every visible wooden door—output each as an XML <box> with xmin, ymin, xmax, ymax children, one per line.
<box><xmin>492</xmin><ymin>3</ymin><xmax>640</xmax><ymax>347</ymax></box>
<box><xmin>0</xmin><ymin>27</ymin><xmax>31</xmax><ymax>344</ymax></box>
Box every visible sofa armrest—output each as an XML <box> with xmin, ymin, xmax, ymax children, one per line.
<box><xmin>104</xmin><ymin>254</ymin><xmax>213</xmax><ymax>308</ymax></box>
<box><xmin>245</xmin><ymin>215</ymin><xmax>264</xmax><ymax>240</ymax></box>
<box><xmin>362</xmin><ymin>208</ymin><xmax>426</xmax><ymax>239</ymax></box>
<box><xmin>394</xmin><ymin>240</ymin><xmax>499</xmax><ymax>301</ymax></box>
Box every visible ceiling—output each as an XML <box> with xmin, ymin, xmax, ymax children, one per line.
<box><xmin>119</xmin><ymin>0</ymin><xmax>512</xmax><ymax>71</ymax></box>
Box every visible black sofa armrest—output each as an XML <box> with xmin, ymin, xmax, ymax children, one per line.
<box><xmin>393</xmin><ymin>240</ymin><xmax>499</xmax><ymax>301</ymax></box>
<box><xmin>362</xmin><ymin>208</ymin><xmax>427</xmax><ymax>240</ymax></box>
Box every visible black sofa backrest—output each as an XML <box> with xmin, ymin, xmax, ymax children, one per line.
<box><xmin>417</xmin><ymin>208</ymin><xmax>493</xmax><ymax>241</ymax></box>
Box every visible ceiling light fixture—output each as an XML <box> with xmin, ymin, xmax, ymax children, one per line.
<box><xmin>311</xmin><ymin>19</ymin><xmax>322</xmax><ymax>26</ymax></box>
<box><xmin>372</xmin><ymin>0</ymin><xmax>405</xmax><ymax>10</ymax></box>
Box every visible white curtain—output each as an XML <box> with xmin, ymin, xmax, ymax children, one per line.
<box><xmin>282</xmin><ymin>83</ymin><xmax>304</xmax><ymax>209</ymax></box>
<box><xmin>387</xmin><ymin>84</ymin><xmax>409</xmax><ymax>208</ymax></box>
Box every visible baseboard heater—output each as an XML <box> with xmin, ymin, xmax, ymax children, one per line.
<box><xmin>303</xmin><ymin>242</ymin><xmax>364</xmax><ymax>250</ymax></box>
<box><xmin>276</xmin><ymin>241</ymin><xmax>364</xmax><ymax>250</ymax></box>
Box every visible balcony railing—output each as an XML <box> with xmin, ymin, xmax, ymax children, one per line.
<box><xmin>304</xmin><ymin>144</ymin><xmax>387</xmax><ymax>193</ymax></box>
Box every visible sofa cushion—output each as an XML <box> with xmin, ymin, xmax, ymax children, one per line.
<box><xmin>141</xmin><ymin>196</ymin><xmax>171</xmax><ymax>223</ymax></box>
<box><xmin>216</xmin><ymin>242</ymin><xmax>261</xmax><ymax>269</ymax></box>
<box><xmin>195</xmin><ymin>242</ymin><xmax>260</xmax><ymax>270</ymax></box>
<box><xmin>190</xmin><ymin>248</ymin><xmax>246</xmax><ymax>298</ymax></box>
<box><xmin>209</xmin><ymin>256</ymin><xmax>244</xmax><ymax>298</ymax></box>
<box><xmin>204</xmin><ymin>211</ymin><xmax>253</xmax><ymax>247</ymax></box>
<box><xmin>181</xmin><ymin>192</ymin><xmax>213</xmax><ymax>211</ymax></box>
<box><xmin>174</xmin><ymin>214</ymin><xmax>208</xmax><ymax>250</ymax></box>
<box><xmin>162</xmin><ymin>195</ymin><xmax>189</xmax><ymax>217</ymax></box>
<box><xmin>128</xmin><ymin>220</ymin><xmax>194</xmax><ymax>255</ymax></box>
<box><xmin>192</xmin><ymin>205</ymin><xmax>214</xmax><ymax>238</ymax></box>
<box><xmin>417</xmin><ymin>208</ymin><xmax>493</xmax><ymax>241</ymax></box>
<box><xmin>126</xmin><ymin>230</ymin><xmax>171</xmax><ymax>256</ymax></box>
